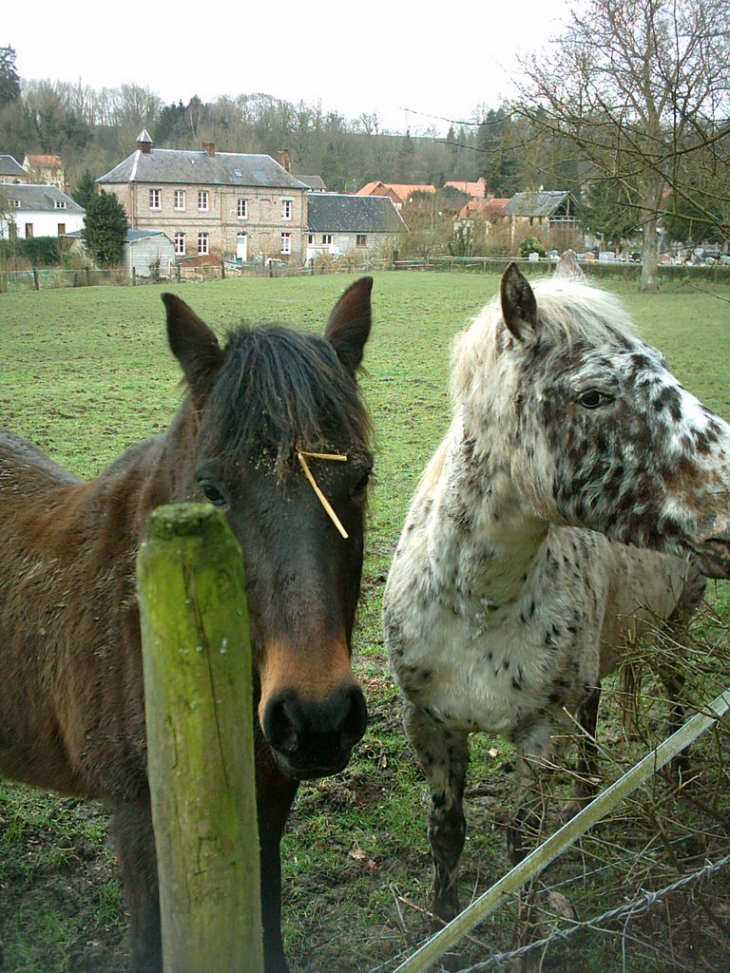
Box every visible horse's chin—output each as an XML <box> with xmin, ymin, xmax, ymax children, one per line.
<box><xmin>271</xmin><ymin>749</ymin><xmax>352</xmax><ymax>782</ymax></box>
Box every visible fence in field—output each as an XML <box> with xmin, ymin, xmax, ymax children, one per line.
<box><xmin>137</xmin><ymin>503</ymin><xmax>264</xmax><ymax>973</ymax></box>
<box><xmin>4</xmin><ymin>256</ymin><xmax>729</xmax><ymax>294</ymax></box>
<box><xmin>388</xmin><ymin>688</ymin><xmax>730</xmax><ymax>973</ymax></box>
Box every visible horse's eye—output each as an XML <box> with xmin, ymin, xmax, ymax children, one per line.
<box><xmin>351</xmin><ymin>471</ymin><xmax>371</xmax><ymax>500</ymax></box>
<box><xmin>577</xmin><ymin>389</ymin><xmax>610</xmax><ymax>410</ymax></box>
<box><xmin>200</xmin><ymin>482</ymin><xmax>227</xmax><ymax>507</ymax></box>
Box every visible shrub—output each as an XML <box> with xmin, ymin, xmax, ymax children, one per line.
<box><xmin>518</xmin><ymin>235</ymin><xmax>547</xmax><ymax>258</ymax></box>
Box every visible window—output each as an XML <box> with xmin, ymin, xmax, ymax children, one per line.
<box><xmin>149</xmin><ymin>189</ymin><xmax>161</xmax><ymax>210</ymax></box>
<box><xmin>54</xmin><ymin>199</ymin><xmax>67</xmax><ymax>210</ymax></box>
<box><xmin>308</xmin><ymin>234</ymin><xmax>314</xmax><ymax>244</ymax></box>
<box><xmin>198</xmin><ymin>190</ymin><xmax>209</xmax><ymax>211</ymax></box>
<box><xmin>281</xmin><ymin>199</ymin><xmax>292</xmax><ymax>220</ymax></box>
<box><xmin>25</xmin><ymin>223</ymin><xmax>34</xmax><ymax>238</ymax></box>
<box><xmin>198</xmin><ymin>232</ymin><xmax>209</xmax><ymax>255</ymax></box>
<box><xmin>174</xmin><ymin>190</ymin><xmax>185</xmax><ymax>210</ymax></box>
<box><xmin>237</xmin><ymin>198</ymin><xmax>248</xmax><ymax>219</ymax></box>
<box><xmin>356</xmin><ymin>234</ymin><xmax>367</xmax><ymax>247</ymax></box>
<box><xmin>280</xmin><ymin>232</ymin><xmax>291</xmax><ymax>255</ymax></box>
<box><xmin>175</xmin><ymin>232</ymin><xmax>186</xmax><ymax>256</ymax></box>
<box><xmin>9</xmin><ymin>198</ymin><xmax>21</xmax><ymax>208</ymax></box>
<box><xmin>57</xmin><ymin>223</ymin><xmax>66</xmax><ymax>235</ymax></box>
<box><xmin>321</xmin><ymin>234</ymin><xmax>333</xmax><ymax>245</ymax></box>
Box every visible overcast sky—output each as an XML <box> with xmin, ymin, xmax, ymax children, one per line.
<box><xmin>5</xmin><ymin>0</ymin><xmax>571</xmax><ymax>134</ymax></box>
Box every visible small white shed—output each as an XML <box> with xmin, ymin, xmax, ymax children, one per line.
<box><xmin>124</xmin><ymin>229</ymin><xmax>176</xmax><ymax>278</ymax></box>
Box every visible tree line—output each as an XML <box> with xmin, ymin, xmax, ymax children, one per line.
<box><xmin>2</xmin><ymin>0</ymin><xmax>729</xmax><ymax>290</ymax></box>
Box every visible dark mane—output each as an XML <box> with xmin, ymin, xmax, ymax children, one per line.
<box><xmin>204</xmin><ymin>323</ymin><xmax>371</xmax><ymax>476</ymax></box>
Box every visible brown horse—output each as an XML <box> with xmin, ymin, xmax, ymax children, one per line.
<box><xmin>0</xmin><ymin>278</ymin><xmax>374</xmax><ymax>973</ymax></box>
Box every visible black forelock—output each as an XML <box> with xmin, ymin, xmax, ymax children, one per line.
<box><xmin>201</xmin><ymin>322</ymin><xmax>370</xmax><ymax>474</ymax></box>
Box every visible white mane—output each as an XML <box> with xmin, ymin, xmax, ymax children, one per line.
<box><xmin>451</xmin><ymin>275</ymin><xmax>638</xmax><ymax>408</ymax></box>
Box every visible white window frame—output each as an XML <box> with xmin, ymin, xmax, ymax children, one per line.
<box><xmin>174</xmin><ymin>232</ymin><xmax>186</xmax><ymax>256</ymax></box>
<box><xmin>149</xmin><ymin>188</ymin><xmax>161</xmax><ymax>210</ymax></box>
<box><xmin>198</xmin><ymin>190</ymin><xmax>209</xmax><ymax>211</ymax></box>
<box><xmin>280</xmin><ymin>232</ymin><xmax>291</xmax><ymax>255</ymax></box>
<box><xmin>174</xmin><ymin>190</ymin><xmax>186</xmax><ymax>211</ymax></box>
<box><xmin>322</xmin><ymin>234</ymin><xmax>333</xmax><ymax>245</ymax></box>
<box><xmin>198</xmin><ymin>231</ymin><xmax>209</xmax><ymax>255</ymax></box>
<box><xmin>54</xmin><ymin>199</ymin><xmax>67</xmax><ymax>210</ymax></box>
<box><xmin>356</xmin><ymin>234</ymin><xmax>367</xmax><ymax>247</ymax></box>
<box><xmin>237</xmin><ymin>198</ymin><xmax>248</xmax><ymax>219</ymax></box>
<box><xmin>281</xmin><ymin>199</ymin><xmax>292</xmax><ymax>220</ymax></box>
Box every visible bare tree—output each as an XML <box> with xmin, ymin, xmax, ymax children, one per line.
<box><xmin>513</xmin><ymin>0</ymin><xmax>730</xmax><ymax>290</ymax></box>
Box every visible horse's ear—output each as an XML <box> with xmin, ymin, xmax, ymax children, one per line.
<box><xmin>500</xmin><ymin>263</ymin><xmax>538</xmax><ymax>341</ymax></box>
<box><xmin>325</xmin><ymin>277</ymin><xmax>373</xmax><ymax>376</ymax></box>
<box><xmin>554</xmin><ymin>249</ymin><xmax>585</xmax><ymax>281</ymax></box>
<box><xmin>161</xmin><ymin>293</ymin><xmax>225</xmax><ymax>402</ymax></box>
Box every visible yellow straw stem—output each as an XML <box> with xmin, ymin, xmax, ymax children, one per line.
<box><xmin>298</xmin><ymin>451</ymin><xmax>348</xmax><ymax>462</ymax></box>
<box><xmin>297</xmin><ymin>451</ymin><xmax>349</xmax><ymax>539</ymax></box>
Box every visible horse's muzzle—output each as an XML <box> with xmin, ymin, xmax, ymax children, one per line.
<box><xmin>694</xmin><ymin>535</ymin><xmax>730</xmax><ymax>580</ymax></box>
<box><xmin>262</xmin><ymin>683</ymin><xmax>368</xmax><ymax>780</ymax></box>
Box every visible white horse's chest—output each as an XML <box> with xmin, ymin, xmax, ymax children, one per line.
<box><xmin>384</xmin><ymin>495</ymin><xmax>605</xmax><ymax>738</ymax></box>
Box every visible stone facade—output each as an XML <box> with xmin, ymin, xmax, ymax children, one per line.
<box><xmin>97</xmin><ymin>134</ymin><xmax>309</xmax><ymax>265</ymax></box>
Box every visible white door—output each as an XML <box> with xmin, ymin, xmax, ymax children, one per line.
<box><xmin>237</xmin><ymin>231</ymin><xmax>247</xmax><ymax>263</ymax></box>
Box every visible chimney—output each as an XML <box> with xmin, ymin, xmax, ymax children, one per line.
<box><xmin>136</xmin><ymin>129</ymin><xmax>153</xmax><ymax>154</ymax></box>
<box><xmin>203</xmin><ymin>142</ymin><xmax>215</xmax><ymax>158</ymax></box>
<box><xmin>278</xmin><ymin>149</ymin><xmax>291</xmax><ymax>172</ymax></box>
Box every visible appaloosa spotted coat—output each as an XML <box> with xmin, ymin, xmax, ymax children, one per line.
<box><xmin>383</xmin><ymin>262</ymin><xmax>730</xmax><ymax>922</ymax></box>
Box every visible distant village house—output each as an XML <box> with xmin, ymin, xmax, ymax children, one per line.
<box><xmin>306</xmin><ymin>193</ymin><xmax>406</xmax><ymax>263</ymax></box>
<box><xmin>22</xmin><ymin>154</ymin><xmax>65</xmax><ymax>191</ymax></box>
<box><xmin>0</xmin><ymin>183</ymin><xmax>84</xmax><ymax>240</ymax></box>
<box><xmin>356</xmin><ymin>181</ymin><xmax>436</xmax><ymax>210</ymax></box>
<box><xmin>96</xmin><ymin>131</ymin><xmax>309</xmax><ymax>266</ymax></box>
<box><xmin>0</xmin><ymin>155</ymin><xmax>30</xmax><ymax>184</ymax></box>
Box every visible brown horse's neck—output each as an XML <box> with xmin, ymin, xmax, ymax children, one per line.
<box><xmin>98</xmin><ymin>400</ymin><xmax>200</xmax><ymax>541</ymax></box>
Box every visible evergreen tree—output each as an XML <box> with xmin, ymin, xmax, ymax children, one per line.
<box><xmin>71</xmin><ymin>171</ymin><xmax>98</xmax><ymax>211</ymax></box>
<box><xmin>0</xmin><ymin>46</ymin><xmax>20</xmax><ymax>108</ymax></box>
<box><xmin>82</xmin><ymin>190</ymin><xmax>129</xmax><ymax>267</ymax></box>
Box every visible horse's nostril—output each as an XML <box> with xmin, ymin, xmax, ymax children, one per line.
<box><xmin>340</xmin><ymin>685</ymin><xmax>368</xmax><ymax>749</ymax></box>
<box><xmin>265</xmin><ymin>696</ymin><xmax>302</xmax><ymax>755</ymax></box>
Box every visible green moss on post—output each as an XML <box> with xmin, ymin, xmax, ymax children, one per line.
<box><xmin>137</xmin><ymin>503</ymin><xmax>263</xmax><ymax>973</ymax></box>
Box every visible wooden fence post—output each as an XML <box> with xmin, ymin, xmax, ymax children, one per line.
<box><xmin>137</xmin><ymin>503</ymin><xmax>264</xmax><ymax>973</ymax></box>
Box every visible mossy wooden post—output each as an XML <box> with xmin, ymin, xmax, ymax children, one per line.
<box><xmin>137</xmin><ymin>503</ymin><xmax>264</xmax><ymax>973</ymax></box>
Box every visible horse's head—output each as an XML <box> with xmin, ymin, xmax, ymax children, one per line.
<box><xmin>489</xmin><ymin>263</ymin><xmax>730</xmax><ymax>577</ymax></box>
<box><xmin>160</xmin><ymin>280</ymin><xmax>373</xmax><ymax>779</ymax></box>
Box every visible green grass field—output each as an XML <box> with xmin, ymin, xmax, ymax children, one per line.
<box><xmin>1</xmin><ymin>270</ymin><xmax>730</xmax><ymax>972</ymax></box>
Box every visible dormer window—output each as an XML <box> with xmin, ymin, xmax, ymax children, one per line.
<box><xmin>54</xmin><ymin>199</ymin><xmax>67</xmax><ymax>210</ymax></box>
<box><xmin>9</xmin><ymin>199</ymin><xmax>21</xmax><ymax>208</ymax></box>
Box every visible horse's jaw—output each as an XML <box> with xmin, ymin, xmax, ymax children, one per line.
<box><xmin>687</xmin><ymin>535</ymin><xmax>730</xmax><ymax>580</ymax></box>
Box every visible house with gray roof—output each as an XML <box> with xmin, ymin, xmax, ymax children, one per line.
<box><xmin>306</xmin><ymin>193</ymin><xmax>406</xmax><ymax>263</ymax></box>
<box><xmin>96</xmin><ymin>131</ymin><xmax>309</xmax><ymax>265</ymax></box>
<box><xmin>503</xmin><ymin>190</ymin><xmax>578</xmax><ymax>226</ymax></box>
<box><xmin>0</xmin><ymin>184</ymin><xmax>84</xmax><ymax>240</ymax></box>
<box><xmin>0</xmin><ymin>155</ymin><xmax>29</xmax><ymax>184</ymax></box>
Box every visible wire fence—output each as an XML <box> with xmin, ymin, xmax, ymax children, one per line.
<box><xmin>388</xmin><ymin>687</ymin><xmax>730</xmax><ymax>973</ymax></box>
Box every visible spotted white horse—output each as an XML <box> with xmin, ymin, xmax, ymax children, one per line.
<box><xmin>383</xmin><ymin>261</ymin><xmax>730</xmax><ymax>923</ymax></box>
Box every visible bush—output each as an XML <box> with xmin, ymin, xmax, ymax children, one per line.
<box><xmin>518</xmin><ymin>235</ymin><xmax>547</xmax><ymax>258</ymax></box>
<box><xmin>0</xmin><ymin>236</ymin><xmax>60</xmax><ymax>265</ymax></box>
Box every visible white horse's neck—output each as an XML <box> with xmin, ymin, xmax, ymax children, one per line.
<box><xmin>424</xmin><ymin>417</ymin><xmax>549</xmax><ymax>605</ymax></box>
